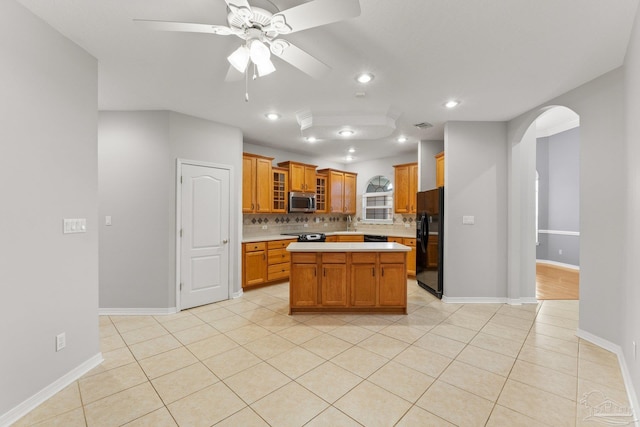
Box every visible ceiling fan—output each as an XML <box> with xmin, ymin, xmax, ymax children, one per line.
<box><xmin>134</xmin><ymin>0</ymin><xmax>361</xmax><ymax>81</ymax></box>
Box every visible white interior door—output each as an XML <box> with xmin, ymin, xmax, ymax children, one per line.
<box><xmin>180</xmin><ymin>163</ymin><xmax>230</xmax><ymax>309</ymax></box>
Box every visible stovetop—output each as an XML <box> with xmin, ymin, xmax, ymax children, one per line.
<box><xmin>281</xmin><ymin>232</ymin><xmax>326</xmax><ymax>242</ymax></box>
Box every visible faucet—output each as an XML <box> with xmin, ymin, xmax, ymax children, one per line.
<box><xmin>347</xmin><ymin>215</ymin><xmax>352</xmax><ymax>231</ymax></box>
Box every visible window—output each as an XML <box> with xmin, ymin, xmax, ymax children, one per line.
<box><xmin>362</xmin><ymin>175</ymin><xmax>393</xmax><ymax>223</ymax></box>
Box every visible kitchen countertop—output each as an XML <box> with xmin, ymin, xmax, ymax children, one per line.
<box><xmin>243</xmin><ymin>230</ymin><xmax>415</xmax><ymax>243</ymax></box>
<box><xmin>287</xmin><ymin>242</ymin><xmax>411</xmax><ymax>252</ymax></box>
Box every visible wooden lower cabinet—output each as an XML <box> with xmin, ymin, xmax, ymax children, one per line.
<box><xmin>243</xmin><ymin>242</ymin><xmax>267</xmax><ymax>288</ymax></box>
<box><xmin>243</xmin><ymin>239</ymin><xmax>296</xmax><ymax>289</ymax></box>
<box><xmin>389</xmin><ymin>237</ymin><xmax>416</xmax><ymax>277</ymax></box>
<box><xmin>289</xmin><ymin>251</ymin><xmax>407</xmax><ymax>313</ymax></box>
<box><xmin>336</xmin><ymin>234</ymin><xmax>364</xmax><ymax>242</ymax></box>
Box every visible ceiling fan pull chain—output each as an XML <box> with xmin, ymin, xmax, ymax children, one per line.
<box><xmin>245</xmin><ymin>64</ymin><xmax>249</xmax><ymax>102</ymax></box>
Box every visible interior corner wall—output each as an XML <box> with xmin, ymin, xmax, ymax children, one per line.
<box><xmin>0</xmin><ymin>0</ymin><xmax>99</xmax><ymax>417</ymax></box>
<box><xmin>98</xmin><ymin>111</ymin><xmax>243</xmax><ymax>310</ymax></box>
<box><xmin>419</xmin><ymin>140</ymin><xmax>445</xmax><ymax>191</ymax></box>
<box><xmin>443</xmin><ymin>122</ymin><xmax>508</xmax><ymax>298</ymax></box>
<box><xmin>623</xmin><ymin>1</ymin><xmax>640</xmax><ymax>408</ymax></box>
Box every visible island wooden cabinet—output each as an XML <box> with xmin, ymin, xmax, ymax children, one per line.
<box><xmin>394</xmin><ymin>162</ymin><xmax>418</xmax><ymax>213</ymax></box>
<box><xmin>243</xmin><ymin>153</ymin><xmax>273</xmax><ymax>213</ymax></box>
<box><xmin>290</xmin><ymin>253</ymin><xmax>318</xmax><ymax>306</ymax></box>
<box><xmin>277</xmin><ymin>161</ymin><xmax>317</xmax><ymax>193</ymax></box>
<box><xmin>317</xmin><ymin>168</ymin><xmax>357</xmax><ymax>214</ymax></box>
<box><xmin>289</xmin><ymin>249</ymin><xmax>408</xmax><ymax>313</ymax></box>
<box><xmin>435</xmin><ymin>151</ymin><xmax>445</xmax><ymax>188</ymax></box>
<box><xmin>320</xmin><ymin>253</ymin><xmax>348</xmax><ymax>306</ymax></box>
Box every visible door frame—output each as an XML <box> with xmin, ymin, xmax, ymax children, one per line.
<box><xmin>175</xmin><ymin>158</ymin><xmax>237</xmax><ymax>311</ymax></box>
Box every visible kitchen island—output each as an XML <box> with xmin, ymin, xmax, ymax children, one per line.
<box><xmin>287</xmin><ymin>242</ymin><xmax>411</xmax><ymax>314</ymax></box>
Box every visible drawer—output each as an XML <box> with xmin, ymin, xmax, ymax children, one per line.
<box><xmin>268</xmin><ymin>248</ymin><xmax>290</xmax><ymax>265</ymax></box>
<box><xmin>351</xmin><ymin>252</ymin><xmax>377</xmax><ymax>264</ymax></box>
<box><xmin>388</xmin><ymin>236</ymin><xmax>403</xmax><ymax>243</ymax></box>
<box><xmin>267</xmin><ymin>239</ymin><xmax>296</xmax><ymax>250</ymax></box>
<box><xmin>268</xmin><ymin>263</ymin><xmax>290</xmax><ymax>281</ymax></box>
<box><xmin>380</xmin><ymin>252</ymin><xmax>405</xmax><ymax>263</ymax></box>
<box><xmin>245</xmin><ymin>242</ymin><xmax>266</xmax><ymax>252</ymax></box>
<box><xmin>337</xmin><ymin>235</ymin><xmax>364</xmax><ymax>242</ymax></box>
<box><xmin>292</xmin><ymin>252</ymin><xmax>317</xmax><ymax>263</ymax></box>
<box><xmin>322</xmin><ymin>252</ymin><xmax>347</xmax><ymax>263</ymax></box>
<box><xmin>403</xmin><ymin>238</ymin><xmax>416</xmax><ymax>247</ymax></box>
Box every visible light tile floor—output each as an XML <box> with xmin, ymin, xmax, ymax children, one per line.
<box><xmin>13</xmin><ymin>280</ymin><xmax>633</xmax><ymax>427</ymax></box>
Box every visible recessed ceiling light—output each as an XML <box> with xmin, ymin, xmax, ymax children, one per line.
<box><xmin>306</xmin><ymin>136</ymin><xmax>317</xmax><ymax>143</ymax></box>
<box><xmin>348</xmin><ymin>148</ymin><xmax>355</xmax><ymax>153</ymax></box>
<box><xmin>265</xmin><ymin>112</ymin><xmax>280</xmax><ymax>120</ymax></box>
<box><xmin>346</xmin><ymin>156</ymin><xmax>353</xmax><ymax>161</ymax></box>
<box><xmin>397</xmin><ymin>136</ymin><xmax>407</xmax><ymax>143</ymax></box>
<box><xmin>355</xmin><ymin>73</ymin><xmax>374</xmax><ymax>84</ymax></box>
<box><xmin>445</xmin><ymin>100</ymin><xmax>460</xmax><ymax>109</ymax></box>
<box><xmin>338</xmin><ymin>129</ymin><xmax>354</xmax><ymax>137</ymax></box>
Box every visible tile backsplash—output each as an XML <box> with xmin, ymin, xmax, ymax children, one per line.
<box><xmin>242</xmin><ymin>212</ymin><xmax>415</xmax><ymax>239</ymax></box>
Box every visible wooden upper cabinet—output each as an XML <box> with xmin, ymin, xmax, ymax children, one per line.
<box><xmin>316</xmin><ymin>174</ymin><xmax>327</xmax><ymax>213</ymax></box>
<box><xmin>394</xmin><ymin>162</ymin><xmax>418</xmax><ymax>213</ymax></box>
<box><xmin>317</xmin><ymin>168</ymin><xmax>357</xmax><ymax>214</ymax></box>
<box><xmin>435</xmin><ymin>151</ymin><xmax>445</xmax><ymax>188</ymax></box>
<box><xmin>277</xmin><ymin>161</ymin><xmax>317</xmax><ymax>193</ymax></box>
<box><xmin>243</xmin><ymin>153</ymin><xmax>273</xmax><ymax>213</ymax></box>
<box><xmin>272</xmin><ymin>167</ymin><xmax>288</xmax><ymax>213</ymax></box>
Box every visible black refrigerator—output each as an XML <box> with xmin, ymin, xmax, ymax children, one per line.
<box><xmin>416</xmin><ymin>187</ymin><xmax>444</xmax><ymax>298</ymax></box>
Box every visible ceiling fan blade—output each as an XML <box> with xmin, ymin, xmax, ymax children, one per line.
<box><xmin>225</xmin><ymin>65</ymin><xmax>245</xmax><ymax>82</ymax></box>
<box><xmin>270</xmin><ymin>0</ymin><xmax>360</xmax><ymax>34</ymax></box>
<box><xmin>134</xmin><ymin>19</ymin><xmax>238</xmax><ymax>35</ymax></box>
<box><xmin>272</xmin><ymin>42</ymin><xmax>331</xmax><ymax>79</ymax></box>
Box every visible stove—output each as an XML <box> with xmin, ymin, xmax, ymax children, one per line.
<box><xmin>282</xmin><ymin>232</ymin><xmax>326</xmax><ymax>242</ymax></box>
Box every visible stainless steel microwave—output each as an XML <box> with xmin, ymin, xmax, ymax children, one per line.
<box><xmin>289</xmin><ymin>191</ymin><xmax>316</xmax><ymax>213</ymax></box>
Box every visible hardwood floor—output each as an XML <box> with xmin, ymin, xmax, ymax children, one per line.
<box><xmin>536</xmin><ymin>262</ymin><xmax>579</xmax><ymax>300</ymax></box>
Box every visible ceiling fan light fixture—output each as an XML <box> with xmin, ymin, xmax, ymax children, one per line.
<box><xmin>249</xmin><ymin>40</ymin><xmax>271</xmax><ymax>64</ymax></box>
<box><xmin>256</xmin><ymin>59</ymin><xmax>276</xmax><ymax>76</ymax></box>
<box><xmin>227</xmin><ymin>45</ymin><xmax>250</xmax><ymax>73</ymax></box>
<box><xmin>356</xmin><ymin>72</ymin><xmax>374</xmax><ymax>84</ymax></box>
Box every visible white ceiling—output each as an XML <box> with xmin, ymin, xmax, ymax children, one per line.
<box><xmin>17</xmin><ymin>0</ymin><xmax>639</xmax><ymax>164</ymax></box>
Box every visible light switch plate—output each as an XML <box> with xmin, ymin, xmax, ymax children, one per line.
<box><xmin>462</xmin><ymin>216</ymin><xmax>475</xmax><ymax>225</ymax></box>
<box><xmin>105</xmin><ymin>216</ymin><xmax>112</xmax><ymax>226</ymax></box>
<box><xmin>63</xmin><ymin>218</ymin><xmax>87</xmax><ymax>234</ymax></box>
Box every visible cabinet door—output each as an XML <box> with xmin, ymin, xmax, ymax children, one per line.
<box><xmin>255</xmin><ymin>157</ymin><xmax>272</xmax><ymax>213</ymax></box>
<box><xmin>379</xmin><ymin>263</ymin><xmax>406</xmax><ymax>306</ymax></box>
<box><xmin>435</xmin><ymin>152</ymin><xmax>445</xmax><ymax>188</ymax></box>
<box><xmin>290</xmin><ymin>264</ymin><xmax>318</xmax><ymax>306</ymax></box>
<box><xmin>409</xmin><ymin>163</ymin><xmax>418</xmax><ymax>213</ymax></box>
<box><xmin>304</xmin><ymin>166</ymin><xmax>316</xmax><ymax>192</ymax></box>
<box><xmin>244</xmin><ymin>250</ymin><xmax>267</xmax><ymax>287</ymax></box>
<box><xmin>272</xmin><ymin>169</ymin><xmax>288</xmax><ymax>212</ymax></box>
<box><xmin>350</xmin><ymin>264</ymin><xmax>377</xmax><ymax>306</ymax></box>
<box><xmin>404</xmin><ymin>238</ymin><xmax>416</xmax><ymax>277</ymax></box>
<box><xmin>321</xmin><ymin>263</ymin><xmax>348</xmax><ymax>306</ymax></box>
<box><xmin>343</xmin><ymin>173</ymin><xmax>356</xmax><ymax>214</ymax></box>
<box><xmin>329</xmin><ymin>170</ymin><xmax>344</xmax><ymax>213</ymax></box>
<box><xmin>394</xmin><ymin>165</ymin><xmax>410</xmax><ymax>213</ymax></box>
<box><xmin>290</xmin><ymin>163</ymin><xmax>306</xmax><ymax>192</ymax></box>
<box><xmin>316</xmin><ymin>175</ymin><xmax>327</xmax><ymax>213</ymax></box>
<box><xmin>242</xmin><ymin>156</ymin><xmax>255</xmax><ymax>213</ymax></box>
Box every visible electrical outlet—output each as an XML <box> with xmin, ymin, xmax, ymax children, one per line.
<box><xmin>56</xmin><ymin>333</ymin><xmax>66</xmax><ymax>352</ymax></box>
<box><xmin>324</xmin><ymin>223</ymin><xmax>328</xmax><ymax>227</ymax></box>
<box><xmin>261</xmin><ymin>225</ymin><xmax>268</xmax><ymax>230</ymax></box>
<box><xmin>405</xmin><ymin>223</ymin><xmax>410</xmax><ymax>228</ymax></box>
<box><xmin>303</xmin><ymin>223</ymin><xmax>308</xmax><ymax>228</ymax></box>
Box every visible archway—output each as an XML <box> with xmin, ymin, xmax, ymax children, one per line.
<box><xmin>507</xmin><ymin>105</ymin><xmax>580</xmax><ymax>303</ymax></box>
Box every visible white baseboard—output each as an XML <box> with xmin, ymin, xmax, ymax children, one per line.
<box><xmin>442</xmin><ymin>296</ymin><xmax>507</xmax><ymax>304</ymax></box>
<box><xmin>507</xmin><ymin>297</ymin><xmax>539</xmax><ymax>305</ymax></box>
<box><xmin>536</xmin><ymin>259</ymin><xmax>580</xmax><ymax>270</ymax></box>
<box><xmin>231</xmin><ymin>289</ymin><xmax>243</xmax><ymax>299</ymax></box>
<box><xmin>577</xmin><ymin>328</ymin><xmax>639</xmax><ymax>426</ymax></box>
<box><xmin>0</xmin><ymin>353</ymin><xmax>103</xmax><ymax>427</ymax></box>
<box><xmin>99</xmin><ymin>307</ymin><xmax>178</xmax><ymax>316</ymax></box>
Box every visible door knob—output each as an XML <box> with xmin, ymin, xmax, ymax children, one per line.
<box><xmin>222</xmin><ymin>239</ymin><xmax>228</xmax><ymax>244</ymax></box>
